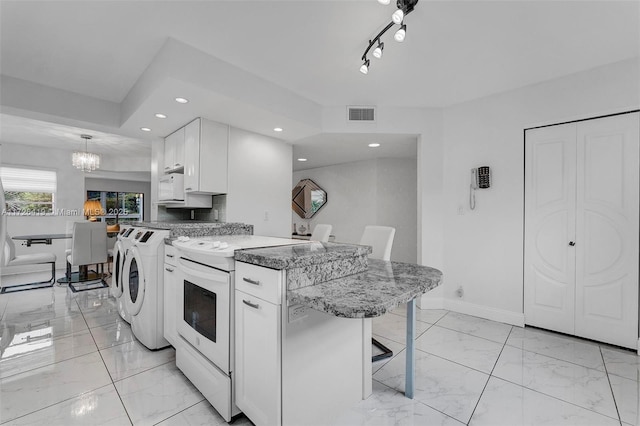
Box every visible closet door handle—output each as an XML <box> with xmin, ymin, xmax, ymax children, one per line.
<box><xmin>569</xmin><ymin>241</ymin><xmax>576</xmax><ymax>246</ymax></box>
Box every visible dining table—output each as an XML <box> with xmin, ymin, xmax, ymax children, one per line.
<box><xmin>12</xmin><ymin>234</ymin><xmax>71</xmax><ymax>247</ymax></box>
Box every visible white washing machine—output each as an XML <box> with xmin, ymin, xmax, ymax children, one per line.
<box><xmin>111</xmin><ymin>225</ymin><xmax>138</xmax><ymax>324</ymax></box>
<box><xmin>123</xmin><ymin>228</ymin><xmax>170</xmax><ymax>350</ymax></box>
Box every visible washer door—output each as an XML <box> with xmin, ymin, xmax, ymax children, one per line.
<box><xmin>111</xmin><ymin>241</ymin><xmax>125</xmax><ymax>298</ymax></box>
<box><xmin>123</xmin><ymin>246</ymin><xmax>145</xmax><ymax>316</ymax></box>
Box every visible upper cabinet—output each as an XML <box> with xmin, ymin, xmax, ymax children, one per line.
<box><xmin>164</xmin><ymin>127</ymin><xmax>185</xmax><ymax>173</ymax></box>
<box><xmin>184</xmin><ymin>118</ymin><xmax>229</xmax><ymax>194</ymax></box>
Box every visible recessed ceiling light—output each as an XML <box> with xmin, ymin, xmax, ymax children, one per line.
<box><xmin>297</xmin><ymin>158</ymin><xmax>307</xmax><ymax>162</ymax></box>
<box><xmin>175</xmin><ymin>97</ymin><xmax>189</xmax><ymax>104</ymax></box>
<box><xmin>155</xmin><ymin>113</ymin><xmax>167</xmax><ymax>119</ymax></box>
<box><xmin>140</xmin><ymin>127</ymin><xmax>152</xmax><ymax>132</ymax></box>
<box><xmin>273</xmin><ymin>127</ymin><xmax>283</xmax><ymax>132</ymax></box>
<box><xmin>368</xmin><ymin>143</ymin><xmax>381</xmax><ymax>147</ymax></box>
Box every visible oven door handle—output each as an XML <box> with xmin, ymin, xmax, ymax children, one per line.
<box><xmin>178</xmin><ymin>258</ymin><xmax>228</xmax><ymax>282</ymax></box>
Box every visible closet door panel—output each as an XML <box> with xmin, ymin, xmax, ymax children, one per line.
<box><xmin>524</xmin><ymin>124</ymin><xmax>577</xmax><ymax>334</ymax></box>
<box><xmin>575</xmin><ymin>112</ymin><xmax>639</xmax><ymax>348</ymax></box>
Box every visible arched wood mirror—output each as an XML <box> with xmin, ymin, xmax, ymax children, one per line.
<box><xmin>292</xmin><ymin>179</ymin><xmax>327</xmax><ymax>219</ymax></box>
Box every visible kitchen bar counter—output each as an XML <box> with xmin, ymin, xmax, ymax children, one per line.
<box><xmin>288</xmin><ymin>259</ymin><xmax>442</xmax><ymax>318</ymax></box>
<box><xmin>234</xmin><ymin>241</ymin><xmax>370</xmax><ymax>270</ymax></box>
<box><xmin>236</xmin><ymin>241</ymin><xmax>443</xmax><ymax>401</ymax></box>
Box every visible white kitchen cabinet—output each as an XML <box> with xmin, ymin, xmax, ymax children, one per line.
<box><xmin>163</xmin><ymin>127</ymin><xmax>185</xmax><ymax>173</ymax></box>
<box><xmin>234</xmin><ymin>261</ymin><xmax>366</xmax><ymax>426</ymax></box>
<box><xmin>163</xmin><ymin>245</ymin><xmax>178</xmax><ymax>347</ymax></box>
<box><xmin>235</xmin><ymin>288</ymin><xmax>281</xmax><ymax>426</ymax></box>
<box><xmin>184</xmin><ymin>118</ymin><xmax>228</xmax><ymax>194</ymax></box>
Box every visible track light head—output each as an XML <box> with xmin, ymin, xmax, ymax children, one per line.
<box><xmin>391</xmin><ymin>9</ymin><xmax>404</xmax><ymax>24</ymax></box>
<box><xmin>359</xmin><ymin>59</ymin><xmax>370</xmax><ymax>74</ymax></box>
<box><xmin>394</xmin><ymin>24</ymin><xmax>406</xmax><ymax>42</ymax></box>
<box><xmin>377</xmin><ymin>0</ymin><xmax>391</xmax><ymax>4</ymax></box>
<box><xmin>372</xmin><ymin>41</ymin><xmax>384</xmax><ymax>59</ymax></box>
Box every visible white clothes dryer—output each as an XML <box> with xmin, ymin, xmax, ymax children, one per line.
<box><xmin>123</xmin><ymin>228</ymin><xmax>170</xmax><ymax>350</ymax></box>
<box><xmin>112</xmin><ymin>225</ymin><xmax>138</xmax><ymax>324</ymax></box>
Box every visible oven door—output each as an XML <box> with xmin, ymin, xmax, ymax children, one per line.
<box><xmin>176</xmin><ymin>256</ymin><xmax>230</xmax><ymax>373</ymax></box>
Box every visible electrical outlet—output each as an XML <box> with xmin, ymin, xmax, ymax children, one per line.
<box><xmin>455</xmin><ymin>286</ymin><xmax>464</xmax><ymax>298</ymax></box>
<box><xmin>288</xmin><ymin>304</ymin><xmax>308</xmax><ymax>322</ymax></box>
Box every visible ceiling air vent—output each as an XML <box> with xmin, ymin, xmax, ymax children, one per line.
<box><xmin>347</xmin><ymin>106</ymin><xmax>376</xmax><ymax>122</ymax></box>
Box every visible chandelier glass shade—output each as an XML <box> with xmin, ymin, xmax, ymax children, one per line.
<box><xmin>73</xmin><ymin>134</ymin><xmax>100</xmax><ymax>172</ymax></box>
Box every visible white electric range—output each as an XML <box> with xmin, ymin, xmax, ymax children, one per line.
<box><xmin>170</xmin><ymin>235</ymin><xmax>308</xmax><ymax>422</ymax></box>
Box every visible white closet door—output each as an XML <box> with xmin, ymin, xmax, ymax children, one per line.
<box><xmin>524</xmin><ymin>124</ymin><xmax>577</xmax><ymax>334</ymax></box>
<box><xmin>574</xmin><ymin>113</ymin><xmax>639</xmax><ymax>348</ymax></box>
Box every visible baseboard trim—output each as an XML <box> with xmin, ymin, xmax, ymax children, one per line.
<box><xmin>417</xmin><ymin>295</ymin><xmax>445</xmax><ymax>310</ymax></box>
<box><xmin>443</xmin><ymin>299</ymin><xmax>525</xmax><ymax>327</ymax></box>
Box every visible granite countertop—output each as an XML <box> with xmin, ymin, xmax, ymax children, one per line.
<box><xmin>234</xmin><ymin>241</ymin><xmax>371</xmax><ymax>270</ymax></box>
<box><xmin>288</xmin><ymin>259</ymin><xmax>443</xmax><ymax>318</ymax></box>
<box><xmin>135</xmin><ymin>221</ymin><xmax>253</xmax><ymax>238</ymax></box>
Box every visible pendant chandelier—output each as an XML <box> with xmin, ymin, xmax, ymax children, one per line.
<box><xmin>72</xmin><ymin>134</ymin><xmax>100</xmax><ymax>172</ymax></box>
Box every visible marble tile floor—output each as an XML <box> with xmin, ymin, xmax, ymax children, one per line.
<box><xmin>1</xmin><ymin>270</ymin><xmax>639</xmax><ymax>425</ymax></box>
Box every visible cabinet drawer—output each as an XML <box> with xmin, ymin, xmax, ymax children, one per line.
<box><xmin>164</xmin><ymin>245</ymin><xmax>178</xmax><ymax>266</ymax></box>
<box><xmin>235</xmin><ymin>262</ymin><xmax>283</xmax><ymax>305</ymax></box>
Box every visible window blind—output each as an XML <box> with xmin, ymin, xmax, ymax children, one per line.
<box><xmin>0</xmin><ymin>166</ymin><xmax>57</xmax><ymax>193</ymax></box>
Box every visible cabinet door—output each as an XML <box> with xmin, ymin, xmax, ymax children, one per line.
<box><xmin>184</xmin><ymin>119</ymin><xmax>200</xmax><ymax>192</ymax></box>
<box><xmin>524</xmin><ymin>123</ymin><xmax>577</xmax><ymax>334</ymax></box>
<box><xmin>235</xmin><ymin>290</ymin><xmax>281</xmax><ymax>426</ymax></box>
<box><xmin>200</xmin><ymin>119</ymin><xmax>228</xmax><ymax>194</ymax></box>
<box><xmin>163</xmin><ymin>262</ymin><xmax>177</xmax><ymax>346</ymax></box>
<box><xmin>164</xmin><ymin>128</ymin><xmax>184</xmax><ymax>172</ymax></box>
<box><xmin>574</xmin><ymin>112</ymin><xmax>639</xmax><ymax>348</ymax></box>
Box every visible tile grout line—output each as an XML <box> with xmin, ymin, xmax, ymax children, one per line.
<box><xmin>78</xmin><ymin>290</ymin><xmax>135</xmax><ymax>426</ymax></box>
<box><xmin>599</xmin><ymin>344</ymin><xmax>624</xmax><ymax>425</ymax></box>
<box><xmin>465</xmin><ymin>325</ymin><xmax>514</xmax><ymax>424</ymax></box>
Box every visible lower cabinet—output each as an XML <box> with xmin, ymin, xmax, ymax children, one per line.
<box><xmin>234</xmin><ymin>261</ymin><xmax>369</xmax><ymax>426</ymax></box>
<box><xmin>234</xmin><ymin>289</ymin><xmax>281</xmax><ymax>426</ymax></box>
<box><xmin>163</xmin><ymin>245</ymin><xmax>178</xmax><ymax>347</ymax></box>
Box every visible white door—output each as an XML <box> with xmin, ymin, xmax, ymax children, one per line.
<box><xmin>525</xmin><ymin>112</ymin><xmax>639</xmax><ymax>349</ymax></box>
<box><xmin>574</xmin><ymin>113</ymin><xmax>639</xmax><ymax>348</ymax></box>
<box><xmin>524</xmin><ymin>123</ymin><xmax>577</xmax><ymax>334</ymax></box>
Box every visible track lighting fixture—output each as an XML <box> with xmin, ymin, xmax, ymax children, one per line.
<box><xmin>394</xmin><ymin>24</ymin><xmax>406</xmax><ymax>42</ymax></box>
<box><xmin>391</xmin><ymin>9</ymin><xmax>404</xmax><ymax>24</ymax></box>
<box><xmin>359</xmin><ymin>0</ymin><xmax>418</xmax><ymax>74</ymax></box>
<box><xmin>372</xmin><ymin>41</ymin><xmax>384</xmax><ymax>59</ymax></box>
<box><xmin>360</xmin><ymin>59</ymin><xmax>370</xmax><ymax>74</ymax></box>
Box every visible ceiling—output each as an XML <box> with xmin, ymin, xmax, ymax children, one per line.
<box><xmin>0</xmin><ymin>0</ymin><xmax>638</xmax><ymax>169</ymax></box>
<box><xmin>293</xmin><ymin>133</ymin><xmax>417</xmax><ymax>171</ymax></box>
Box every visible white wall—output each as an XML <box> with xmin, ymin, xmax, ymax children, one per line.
<box><xmin>293</xmin><ymin>157</ymin><xmax>417</xmax><ymax>263</ymax></box>
<box><xmin>226</xmin><ymin>127</ymin><xmax>292</xmax><ymax>237</ymax></box>
<box><xmin>1</xmin><ymin>142</ymin><xmax>86</xmax><ymax>272</ymax></box>
<box><xmin>440</xmin><ymin>57</ymin><xmax>640</xmax><ymax>324</ymax></box>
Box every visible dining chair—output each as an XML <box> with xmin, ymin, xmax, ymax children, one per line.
<box><xmin>359</xmin><ymin>225</ymin><xmax>395</xmax><ymax>261</ymax></box>
<box><xmin>0</xmin><ymin>180</ymin><xmax>57</xmax><ymax>294</ymax></box>
<box><xmin>66</xmin><ymin>221</ymin><xmax>109</xmax><ymax>292</ymax></box>
<box><xmin>310</xmin><ymin>224</ymin><xmax>332</xmax><ymax>242</ymax></box>
<box><xmin>359</xmin><ymin>225</ymin><xmax>396</xmax><ymax>362</ymax></box>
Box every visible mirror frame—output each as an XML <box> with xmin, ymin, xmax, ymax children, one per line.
<box><xmin>292</xmin><ymin>179</ymin><xmax>327</xmax><ymax>219</ymax></box>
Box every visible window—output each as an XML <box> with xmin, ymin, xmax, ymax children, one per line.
<box><xmin>1</xmin><ymin>166</ymin><xmax>56</xmax><ymax>215</ymax></box>
<box><xmin>86</xmin><ymin>191</ymin><xmax>143</xmax><ymax>224</ymax></box>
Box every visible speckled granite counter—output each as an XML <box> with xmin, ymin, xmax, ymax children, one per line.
<box><xmin>288</xmin><ymin>259</ymin><xmax>442</xmax><ymax>318</ymax></box>
<box><xmin>235</xmin><ymin>242</ymin><xmax>372</xmax><ymax>290</ymax></box>
<box><xmin>135</xmin><ymin>221</ymin><xmax>253</xmax><ymax>237</ymax></box>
